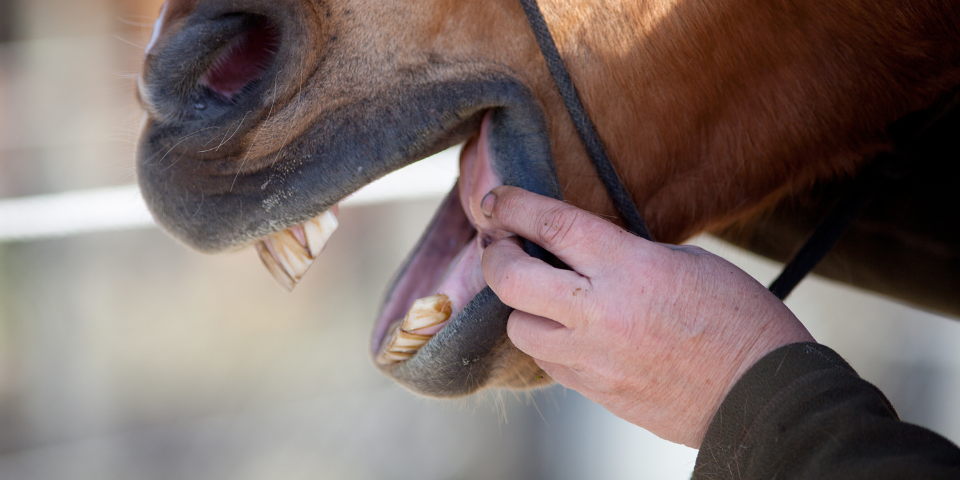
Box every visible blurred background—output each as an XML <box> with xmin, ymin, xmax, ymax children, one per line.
<box><xmin>0</xmin><ymin>0</ymin><xmax>958</xmax><ymax>478</ymax></box>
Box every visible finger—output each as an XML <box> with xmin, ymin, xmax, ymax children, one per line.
<box><xmin>482</xmin><ymin>186</ymin><xmax>634</xmax><ymax>276</ymax></box>
<box><xmin>482</xmin><ymin>236</ymin><xmax>592</xmax><ymax>326</ymax></box>
<box><xmin>506</xmin><ymin>310</ymin><xmax>575</xmax><ymax>364</ymax></box>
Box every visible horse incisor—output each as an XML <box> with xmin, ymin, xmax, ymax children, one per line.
<box><xmin>136</xmin><ymin>0</ymin><xmax>960</xmax><ymax>396</ymax></box>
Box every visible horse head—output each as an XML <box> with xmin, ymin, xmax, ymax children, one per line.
<box><xmin>136</xmin><ymin>0</ymin><xmax>960</xmax><ymax>397</ymax></box>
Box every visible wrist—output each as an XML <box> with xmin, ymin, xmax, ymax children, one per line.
<box><xmin>692</xmin><ymin>312</ymin><xmax>814</xmax><ymax>447</ymax></box>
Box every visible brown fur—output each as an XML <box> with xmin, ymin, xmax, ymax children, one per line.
<box><xmin>149</xmin><ymin>0</ymin><xmax>960</xmax><ymax>239</ymax></box>
<box><xmin>542</xmin><ymin>0</ymin><xmax>960</xmax><ymax>242</ymax></box>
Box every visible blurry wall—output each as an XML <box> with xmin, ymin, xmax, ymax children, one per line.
<box><xmin>0</xmin><ymin>0</ymin><xmax>164</xmax><ymax>198</ymax></box>
<box><xmin>0</xmin><ymin>0</ymin><xmax>957</xmax><ymax>479</ymax></box>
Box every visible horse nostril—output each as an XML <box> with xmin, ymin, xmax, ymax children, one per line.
<box><xmin>140</xmin><ymin>11</ymin><xmax>284</xmax><ymax>124</ymax></box>
<box><xmin>200</xmin><ymin>16</ymin><xmax>280</xmax><ymax>100</ymax></box>
<box><xmin>137</xmin><ymin>1</ymin><xmax>322</xmax><ymax>170</ymax></box>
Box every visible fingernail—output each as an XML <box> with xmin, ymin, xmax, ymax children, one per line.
<box><xmin>481</xmin><ymin>191</ymin><xmax>497</xmax><ymax>217</ymax></box>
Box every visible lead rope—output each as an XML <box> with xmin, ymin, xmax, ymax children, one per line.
<box><xmin>517</xmin><ymin>0</ymin><xmax>652</xmax><ymax>240</ymax></box>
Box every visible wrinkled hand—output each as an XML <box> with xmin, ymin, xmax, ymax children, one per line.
<box><xmin>479</xmin><ymin>186</ymin><xmax>814</xmax><ymax>448</ymax></box>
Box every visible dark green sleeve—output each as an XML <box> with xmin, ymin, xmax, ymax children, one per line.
<box><xmin>693</xmin><ymin>342</ymin><xmax>960</xmax><ymax>479</ymax></box>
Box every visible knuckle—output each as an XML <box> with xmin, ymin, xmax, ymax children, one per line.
<box><xmin>607</xmin><ymin>316</ymin><xmax>639</xmax><ymax>343</ymax></box>
<box><xmin>505</xmin><ymin>311</ymin><xmax>528</xmax><ymax>343</ymax></box>
<box><xmin>607</xmin><ymin>227</ymin><xmax>634</xmax><ymax>259</ymax></box>
<box><xmin>583</xmin><ymin>301</ymin><xmax>643</xmax><ymax>349</ymax></box>
<box><xmin>490</xmin><ymin>259</ymin><xmax>527</xmax><ymax>303</ymax></box>
<box><xmin>671</xmin><ymin>244</ymin><xmax>709</xmax><ymax>257</ymax></box>
<box><xmin>496</xmin><ymin>186</ymin><xmax>528</xmax><ymax>219</ymax></box>
<box><xmin>535</xmin><ymin>204</ymin><xmax>583</xmax><ymax>250</ymax></box>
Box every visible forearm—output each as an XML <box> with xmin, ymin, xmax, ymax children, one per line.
<box><xmin>694</xmin><ymin>343</ymin><xmax>960</xmax><ymax>479</ymax></box>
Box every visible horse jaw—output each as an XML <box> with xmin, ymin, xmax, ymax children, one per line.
<box><xmin>136</xmin><ymin>0</ymin><xmax>563</xmax><ymax>396</ymax></box>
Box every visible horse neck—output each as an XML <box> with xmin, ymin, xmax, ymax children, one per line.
<box><xmin>537</xmin><ymin>0</ymin><xmax>960</xmax><ymax>242</ymax></box>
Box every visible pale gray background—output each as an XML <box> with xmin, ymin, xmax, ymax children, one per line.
<box><xmin>0</xmin><ymin>0</ymin><xmax>957</xmax><ymax>478</ymax></box>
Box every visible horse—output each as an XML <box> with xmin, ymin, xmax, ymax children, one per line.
<box><xmin>135</xmin><ymin>0</ymin><xmax>960</xmax><ymax>397</ymax></box>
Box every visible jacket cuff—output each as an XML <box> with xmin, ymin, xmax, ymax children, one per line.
<box><xmin>693</xmin><ymin>342</ymin><xmax>871</xmax><ymax>477</ymax></box>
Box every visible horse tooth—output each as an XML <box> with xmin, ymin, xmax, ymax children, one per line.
<box><xmin>302</xmin><ymin>209</ymin><xmax>338</xmax><ymax>257</ymax></box>
<box><xmin>378</xmin><ymin>350</ymin><xmax>414</xmax><ymax>364</ymax></box>
<box><xmin>256</xmin><ymin>239</ymin><xmax>296</xmax><ymax>291</ymax></box>
<box><xmin>255</xmin><ymin>209</ymin><xmax>338</xmax><ymax>291</ymax></box>
<box><xmin>257</xmin><ymin>230</ymin><xmax>311</xmax><ymax>291</ymax></box>
<box><xmin>402</xmin><ymin>294</ymin><xmax>452</xmax><ymax>332</ymax></box>
<box><xmin>375</xmin><ymin>295</ymin><xmax>452</xmax><ymax>365</ymax></box>
<box><xmin>392</xmin><ymin>329</ymin><xmax>432</xmax><ymax>349</ymax></box>
<box><xmin>376</xmin><ymin>324</ymin><xmax>412</xmax><ymax>364</ymax></box>
<box><xmin>289</xmin><ymin>224</ymin><xmax>308</xmax><ymax>249</ymax></box>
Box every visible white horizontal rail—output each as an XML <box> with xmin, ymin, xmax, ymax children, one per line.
<box><xmin>0</xmin><ymin>148</ymin><xmax>459</xmax><ymax>242</ymax></box>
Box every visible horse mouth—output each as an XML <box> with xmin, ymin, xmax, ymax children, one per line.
<box><xmin>138</xmin><ymin>1</ymin><xmax>561</xmax><ymax>396</ymax></box>
<box><xmin>371</xmin><ymin>113</ymin><xmax>505</xmax><ymax>367</ymax></box>
<box><xmin>250</xmin><ymin>113</ymin><xmax>505</xmax><ymax>372</ymax></box>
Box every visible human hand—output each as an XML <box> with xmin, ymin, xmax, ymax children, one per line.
<box><xmin>478</xmin><ymin>186</ymin><xmax>814</xmax><ymax>448</ymax></box>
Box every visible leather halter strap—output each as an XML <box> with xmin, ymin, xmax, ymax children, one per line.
<box><xmin>517</xmin><ymin>0</ymin><xmax>652</xmax><ymax>241</ymax></box>
<box><xmin>517</xmin><ymin>0</ymin><xmax>941</xmax><ymax>300</ymax></box>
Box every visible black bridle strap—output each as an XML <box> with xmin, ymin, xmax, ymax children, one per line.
<box><xmin>767</xmin><ymin>87</ymin><xmax>959</xmax><ymax>299</ymax></box>
<box><xmin>767</xmin><ymin>153</ymin><xmax>910</xmax><ymax>299</ymax></box>
<box><xmin>518</xmin><ymin>0</ymin><xmax>652</xmax><ymax>240</ymax></box>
